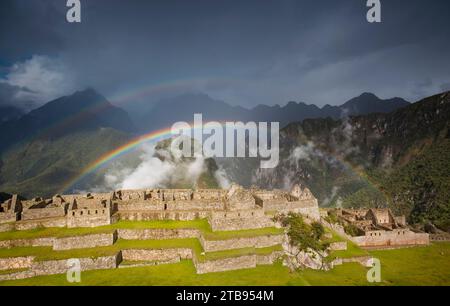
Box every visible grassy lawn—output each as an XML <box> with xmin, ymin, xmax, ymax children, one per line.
<box><xmin>0</xmin><ymin>219</ymin><xmax>283</xmax><ymax>241</ymax></box>
<box><xmin>0</xmin><ymin>268</ymin><xmax>28</xmax><ymax>276</ymax></box>
<box><xmin>0</xmin><ymin>237</ymin><xmax>282</xmax><ymax>263</ymax></box>
<box><xmin>323</xmin><ymin>228</ymin><xmax>368</xmax><ymax>259</ymax></box>
<box><xmin>0</xmin><ymin>238</ymin><xmax>202</xmax><ymax>261</ymax></box>
<box><xmin>328</xmin><ymin>240</ymin><xmax>369</xmax><ymax>259</ymax></box>
<box><xmin>0</xmin><ymin>243</ymin><xmax>449</xmax><ymax>286</ymax></box>
<box><xmin>0</xmin><ymin>219</ymin><xmax>210</xmax><ymax>241</ymax></box>
<box><xmin>204</xmin><ymin>227</ymin><xmax>283</xmax><ymax>240</ymax></box>
<box><xmin>368</xmin><ymin>242</ymin><xmax>450</xmax><ymax>286</ymax></box>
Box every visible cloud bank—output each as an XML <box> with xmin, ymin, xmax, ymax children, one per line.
<box><xmin>0</xmin><ymin>55</ymin><xmax>76</xmax><ymax>110</ymax></box>
<box><xmin>99</xmin><ymin>143</ymin><xmax>230</xmax><ymax>191</ymax></box>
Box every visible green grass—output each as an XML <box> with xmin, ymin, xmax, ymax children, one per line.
<box><xmin>323</xmin><ymin>228</ymin><xmax>346</xmax><ymax>243</ymax></box>
<box><xmin>203</xmin><ymin>227</ymin><xmax>283</xmax><ymax>240</ymax></box>
<box><xmin>0</xmin><ymin>268</ymin><xmax>28</xmax><ymax>276</ymax></box>
<box><xmin>323</xmin><ymin>228</ymin><xmax>368</xmax><ymax>259</ymax></box>
<box><xmin>0</xmin><ymin>219</ymin><xmax>210</xmax><ymax>241</ymax></box>
<box><xmin>329</xmin><ymin>240</ymin><xmax>368</xmax><ymax>259</ymax></box>
<box><xmin>0</xmin><ymin>238</ymin><xmax>203</xmax><ymax>261</ymax></box>
<box><xmin>368</xmin><ymin>242</ymin><xmax>450</xmax><ymax>286</ymax></box>
<box><xmin>0</xmin><ymin>261</ymin><xmax>383</xmax><ymax>286</ymax></box>
<box><xmin>0</xmin><ymin>219</ymin><xmax>283</xmax><ymax>242</ymax></box>
<box><xmin>0</xmin><ymin>238</ymin><xmax>281</xmax><ymax>264</ymax></box>
<box><xmin>0</xmin><ymin>243</ymin><xmax>449</xmax><ymax>286</ymax></box>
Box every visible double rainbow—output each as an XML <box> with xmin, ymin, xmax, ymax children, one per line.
<box><xmin>59</xmin><ymin>126</ymin><xmax>175</xmax><ymax>193</ymax></box>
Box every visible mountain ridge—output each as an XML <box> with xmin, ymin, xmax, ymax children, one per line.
<box><xmin>247</xmin><ymin>91</ymin><xmax>450</xmax><ymax>231</ymax></box>
<box><xmin>0</xmin><ymin>88</ymin><xmax>136</xmax><ymax>152</ymax></box>
<box><xmin>137</xmin><ymin>92</ymin><xmax>409</xmax><ymax>131</ymax></box>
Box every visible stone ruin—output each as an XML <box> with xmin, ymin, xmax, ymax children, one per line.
<box><xmin>0</xmin><ymin>184</ymin><xmax>320</xmax><ymax>231</ymax></box>
<box><xmin>0</xmin><ymin>184</ymin><xmax>324</xmax><ymax>279</ymax></box>
<box><xmin>0</xmin><ymin>185</ymin><xmax>432</xmax><ymax>281</ymax></box>
<box><xmin>329</xmin><ymin>208</ymin><xmax>429</xmax><ymax>248</ymax></box>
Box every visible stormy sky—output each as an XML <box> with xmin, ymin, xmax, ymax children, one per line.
<box><xmin>1</xmin><ymin>0</ymin><xmax>449</xmax><ymax>111</ymax></box>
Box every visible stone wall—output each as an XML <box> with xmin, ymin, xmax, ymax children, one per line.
<box><xmin>256</xmin><ymin>251</ymin><xmax>284</xmax><ymax>265</ymax></box>
<box><xmin>30</xmin><ymin>254</ymin><xmax>120</xmax><ymax>276</ymax></box>
<box><xmin>15</xmin><ymin>217</ymin><xmax>67</xmax><ymax>230</ymax></box>
<box><xmin>194</xmin><ymin>255</ymin><xmax>257</xmax><ymax>274</ymax></box>
<box><xmin>0</xmin><ymin>212</ymin><xmax>17</xmax><ymax>224</ymax></box>
<box><xmin>200</xmin><ymin>235</ymin><xmax>283</xmax><ymax>252</ymax></box>
<box><xmin>118</xmin><ymin>210</ymin><xmax>210</xmax><ymax>221</ymax></box>
<box><xmin>21</xmin><ymin>207</ymin><xmax>66</xmax><ymax>221</ymax></box>
<box><xmin>352</xmin><ymin>229</ymin><xmax>430</xmax><ymax>247</ymax></box>
<box><xmin>117</xmin><ymin>229</ymin><xmax>200</xmax><ymax>240</ymax></box>
<box><xmin>0</xmin><ymin>256</ymin><xmax>34</xmax><ymax>270</ymax></box>
<box><xmin>211</xmin><ymin>209</ymin><xmax>265</xmax><ymax>220</ymax></box>
<box><xmin>209</xmin><ymin>216</ymin><xmax>274</xmax><ymax>231</ymax></box>
<box><xmin>117</xmin><ymin>200</ymin><xmax>224</xmax><ymax>212</ymax></box>
<box><xmin>121</xmin><ymin>248</ymin><xmax>193</xmax><ymax>262</ymax></box>
<box><xmin>329</xmin><ymin>241</ymin><xmax>348</xmax><ymax>251</ymax></box>
<box><xmin>0</xmin><ymin>237</ymin><xmax>54</xmax><ymax>248</ymax></box>
<box><xmin>0</xmin><ymin>223</ymin><xmax>15</xmax><ymax>232</ymax></box>
<box><xmin>117</xmin><ymin>201</ymin><xmax>164</xmax><ymax>211</ymax></box>
<box><xmin>66</xmin><ymin>208</ymin><xmax>111</xmax><ymax>228</ymax></box>
<box><xmin>165</xmin><ymin>201</ymin><xmax>224</xmax><ymax>211</ymax></box>
<box><xmin>53</xmin><ymin>233</ymin><xmax>116</xmax><ymax>251</ymax></box>
<box><xmin>332</xmin><ymin>256</ymin><xmax>374</xmax><ymax>268</ymax></box>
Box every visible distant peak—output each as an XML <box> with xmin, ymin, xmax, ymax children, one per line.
<box><xmin>358</xmin><ymin>92</ymin><xmax>379</xmax><ymax>99</ymax></box>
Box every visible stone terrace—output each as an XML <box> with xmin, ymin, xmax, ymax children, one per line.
<box><xmin>0</xmin><ymin>184</ymin><xmax>320</xmax><ymax>280</ymax></box>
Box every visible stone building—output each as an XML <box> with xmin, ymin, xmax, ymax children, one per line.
<box><xmin>0</xmin><ymin>184</ymin><xmax>320</xmax><ymax>231</ymax></box>
<box><xmin>332</xmin><ymin>208</ymin><xmax>429</xmax><ymax>247</ymax></box>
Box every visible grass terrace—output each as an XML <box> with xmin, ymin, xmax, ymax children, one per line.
<box><xmin>1</xmin><ymin>242</ymin><xmax>449</xmax><ymax>286</ymax></box>
<box><xmin>0</xmin><ymin>219</ymin><xmax>284</xmax><ymax>241</ymax></box>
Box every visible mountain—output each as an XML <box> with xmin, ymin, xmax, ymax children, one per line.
<box><xmin>0</xmin><ymin>127</ymin><xmax>132</xmax><ymax>198</ymax></box>
<box><xmin>136</xmin><ymin>93</ymin><xmax>247</xmax><ymax>131</ymax></box>
<box><xmin>0</xmin><ymin>89</ymin><xmax>136</xmax><ymax>152</ymax></box>
<box><xmin>138</xmin><ymin>92</ymin><xmax>409</xmax><ymax>132</ymax></box>
<box><xmin>227</xmin><ymin>91</ymin><xmax>449</xmax><ymax>231</ymax></box>
<box><xmin>0</xmin><ymin>89</ymin><xmax>139</xmax><ymax>198</ymax></box>
<box><xmin>0</xmin><ymin>105</ymin><xmax>24</xmax><ymax>123</ymax></box>
<box><xmin>338</xmin><ymin>92</ymin><xmax>410</xmax><ymax>116</ymax></box>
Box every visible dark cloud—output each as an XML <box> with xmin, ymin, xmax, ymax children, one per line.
<box><xmin>0</xmin><ymin>83</ymin><xmax>35</xmax><ymax>109</ymax></box>
<box><xmin>1</xmin><ymin>0</ymin><xmax>449</xmax><ymax>108</ymax></box>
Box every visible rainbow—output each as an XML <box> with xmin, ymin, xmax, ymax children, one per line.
<box><xmin>59</xmin><ymin>126</ymin><xmax>176</xmax><ymax>194</ymax></box>
<box><xmin>59</xmin><ymin>121</ymin><xmax>226</xmax><ymax>194</ymax></box>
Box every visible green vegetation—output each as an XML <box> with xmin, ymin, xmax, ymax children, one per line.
<box><xmin>1</xmin><ymin>243</ymin><xmax>449</xmax><ymax>286</ymax></box>
<box><xmin>0</xmin><ymin>268</ymin><xmax>28</xmax><ymax>276</ymax></box>
<box><xmin>328</xmin><ymin>240</ymin><xmax>368</xmax><ymax>259</ymax></box>
<box><xmin>378</xmin><ymin>140</ymin><xmax>450</xmax><ymax>231</ymax></box>
<box><xmin>0</xmin><ymin>219</ymin><xmax>209</xmax><ymax>241</ymax></box>
<box><xmin>322</xmin><ymin>228</ymin><xmax>368</xmax><ymax>260</ymax></box>
<box><xmin>343</xmin><ymin>223</ymin><xmax>362</xmax><ymax>237</ymax></box>
<box><xmin>0</xmin><ymin>237</ymin><xmax>281</xmax><ymax>263</ymax></box>
<box><xmin>275</xmin><ymin>213</ymin><xmax>328</xmax><ymax>253</ymax></box>
<box><xmin>368</xmin><ymin>242</ymin><xmax>450</xmax><ymax>286</ymax></box>
<box><xmin>0</xmin><ymin>128</ymin><xmax>131</xmax><ymax>198</ymax></box>
<box><xmin>0</xmin><ymin>219</ymin><xmax>286</xmax><ymax>271</ymax></box>
<box><xmin>203</xmin><ymin>227</ymin><xmax>283</xmax><ymax>241</ymax></box>
<box><xmin>0</xmin><ymin>219</ymin><xmax>283</xmax><ymax>242</ymax></box>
